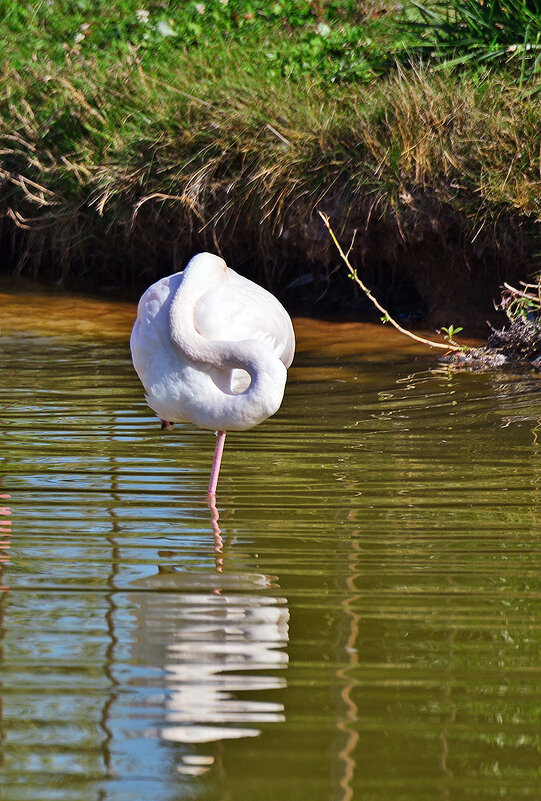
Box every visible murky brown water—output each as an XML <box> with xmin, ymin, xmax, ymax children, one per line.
<box><xmin>2</xmin><ymin>284</ymin><xmax>541</xmax><ymax>800</ymax></box>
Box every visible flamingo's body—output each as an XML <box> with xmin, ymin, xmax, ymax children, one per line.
<box><xmin>130</xmin><ymin>253</ymin><xmax>295</xmax><ymax>494</ymax></box>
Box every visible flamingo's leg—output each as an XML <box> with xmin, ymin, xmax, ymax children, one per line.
<box><xmin>208</xmin><ymin>430</ymin><xmax>227</xmax><ymax>496</ymax></box>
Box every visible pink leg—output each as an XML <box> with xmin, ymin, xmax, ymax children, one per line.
<box><xmin>208</xmin><ymin>430</ymin><xmax>226</xmax><ymax>497</ymax></box>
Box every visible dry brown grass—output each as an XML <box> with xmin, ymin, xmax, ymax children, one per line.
<box><xmin>0</xmin><ymin>49</ymin><xmax>539</xmax><ymax>321</ymax></box>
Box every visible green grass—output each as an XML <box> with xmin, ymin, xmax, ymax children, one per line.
<box><xmin>1</xmin><ymin>0</ymin><xmax>407</xmax><ymax>83</ymax></box>
<box><xmin>0</xmin><ymin>1</ymin><xmax>540</xmax><ymax>320</ymax></box>
<box><xmin>409</xmin><ymin>0</ymin><xmax>541</xmax><ymax>79</ymax></box>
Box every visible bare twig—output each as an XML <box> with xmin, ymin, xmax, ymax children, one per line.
<box><xmin>503</xmin><ymin>282</ymin><xmax>539</xmax><ymax>302</ymax></box>
<box><xmin>319</xmin><ymin>211</ymin><xmax>464</xmax><ymax>352</ymax></box>
<box><xmin>265</xmin><ymin>123</ymin><xmax>291</xmax><ymax>147</ymax></box>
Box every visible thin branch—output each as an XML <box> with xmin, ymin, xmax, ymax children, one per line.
<box><xmin>319</xmin><ymin>211</ymin><xmax>464</xmax><ymax>352</ymax></box>
<box><xmin>265</xmin><ymin>123</ymin><xmax>291</xmax><ymax>147</ymax></box>
<box><xmin>503</xmin><ymin>282</ymin><xmax>539</xmax><ymax>302</ymax></box>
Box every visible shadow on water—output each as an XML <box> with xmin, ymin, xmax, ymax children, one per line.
<box><xmin>2</xmin><ymin>283</ymin><xmax>541</xmax><ymax>800</ymax></box>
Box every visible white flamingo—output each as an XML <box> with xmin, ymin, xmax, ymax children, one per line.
<box><xmin>130</xmin><ymin>252</ymin><xmax>295</xmax><ymax>495</ymax></box>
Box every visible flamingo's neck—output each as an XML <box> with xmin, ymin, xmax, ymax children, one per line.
<box><xmin>168</xmin><ymin>259</ymin><xmax>287</xmax><ymax>431</ymax></box>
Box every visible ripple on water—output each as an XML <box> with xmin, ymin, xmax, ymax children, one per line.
<box><xmin>2</xmin><ymin>304</ymin><xmax>541</xmax><ymax>800</ymax></box>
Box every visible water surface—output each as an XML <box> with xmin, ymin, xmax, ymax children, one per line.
<box><xmin>2</xmin><ymin>285</ymin><xmax>541</xmax><ymax>800</ymax></box>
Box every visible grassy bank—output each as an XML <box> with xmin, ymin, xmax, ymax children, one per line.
<box><xmin>1</xmin><ymin>1</ymin><xmax>540</xmax><ymax>324</ymax></box>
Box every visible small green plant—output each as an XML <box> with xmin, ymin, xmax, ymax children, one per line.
<box><xmin>441</xmin><ymin>324</ymin><xmax>464</xmax><ymax>342</ymax></box>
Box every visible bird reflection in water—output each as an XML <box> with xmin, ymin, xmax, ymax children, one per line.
<box><xmin>129</xmin><ymin>499</ymin><xmax>289</xmax><ymax>777</ymax></box>
<box><xmin>208</xmin><ymin>496</ymin><xmax>224</xmax><ymax>576</ymax></box>
<box><xmin>0</xmin><ymin>494</ymin><xmax>12</xmax><ymax>592</ymax></box>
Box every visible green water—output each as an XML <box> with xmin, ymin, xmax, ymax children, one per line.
<box><xmin>2</xmin><ymin>300</ymin><xmax>541</xmax><ymax>800</ymax></box>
